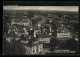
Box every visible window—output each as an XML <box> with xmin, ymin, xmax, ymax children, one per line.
<box><xmin>33</xmin><ymin>46</ymin><xmax>36</xmax><ymax>53</ymax></box>
<box><xmin>36</xmin><ymin>46</ymin><xmax>38</xmax><ymax>52</ymax></box>
<box><xmin>33</xmin><ymin>49</ymin><xmax>35</xmax><ymax>53</ymax></box>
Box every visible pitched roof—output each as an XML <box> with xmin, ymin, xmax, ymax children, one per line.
<box><xmin>57</xmin><ymin>25</ymin><xmax>70</xmax><ymax>33</ymax></box>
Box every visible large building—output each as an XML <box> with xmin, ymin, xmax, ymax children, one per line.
<box><xmin>24</xmin><ymin>38</ymin><xmax>43</xmax><ymax>55</ymax></box>
<box><xmin>11</xmin><ymin>19</ymin><xmax>32</xmax><ymax>26</ymax></box>
<box><xmin>38</xmin><ymin>34</ymin><xmax>52</xmax><ymax>48</ymax></box>
<box><xmin>57</xmin><ymin>24</ymin><xmax>72</xmax><ymax>39</ymax></box>
<box><xmin>38</xmin><ymin>34</ymin><xmax>52</xmax><ymax>44</ymax></box>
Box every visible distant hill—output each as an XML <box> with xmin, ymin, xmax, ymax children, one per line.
<box><xmin>3</xmin><ymin>10</ymin><xmax>78</xmax><ymax>17</ymax></box>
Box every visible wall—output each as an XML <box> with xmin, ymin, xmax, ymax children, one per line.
<box><xmin>57</xmin><ymin>32</ymin><xmax>71</xmax><ymax>38</ymax></box>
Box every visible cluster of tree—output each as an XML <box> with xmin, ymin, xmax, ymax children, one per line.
<box><xmin>2</xmin><ymin>38</ymin><xmax>26</xmax><ymax>55</ymax></box>
<box><xmin>49</xmin><ymin>37</ymin><xmax>60</xmax><ymax>48</ymax></box>
<box><xmin>48</xmin><ymin>37</ymin><xmax>79</xmax><ymax>54</ymax></box>
<box><xmin>59</xmin><ymin>39</ymin><xmax>79</xmax><ymax>53</ymax></box>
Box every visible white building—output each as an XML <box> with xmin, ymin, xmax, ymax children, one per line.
<box><xmin>11</xmin><ymin>19</ymin><xmax>32</xmax><ymax>26</ymax></box>
<box><xmin>57</xmin><ymin>24</ymin><xmax>72</xmax><ymax>39</ymax></box>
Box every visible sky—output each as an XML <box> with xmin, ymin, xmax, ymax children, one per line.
<box><xmin>3</xmin><ymin>6</ymin><xmax>79</xmax><ymax>12</ymax></box>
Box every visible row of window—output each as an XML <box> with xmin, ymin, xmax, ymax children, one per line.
<box><xmin>59</xmin><ymin>35</ymin><xmax>69</xmax><ymax>37</ymax></box>
<box><xmin>59</xmin><ymin>32</ymin><xmax>67</xmax><ymax>34</ymax></box>
<box><xmin>32</xmin><ymin>45</ymin><xmax>43</xmax><ymax>54</ymax></box>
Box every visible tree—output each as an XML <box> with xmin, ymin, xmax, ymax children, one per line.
<box><xmin>49</xmin><ymin>38</ymin><xmax>59</xmax><ymax>48</ymax></box>
<box><xmin>59</xmin><ymin>38</ymin><xmax>79</xmax><ymax>53</ymax></box>
<box><xmin>66</xmin><ymin>39</ymin><xmax>79</xmax><ymax>51</ymax></box>
<box><xmin>3</xmin><ymin>38</ymin><xmax>26</xmax><ymax>55</ymax></box>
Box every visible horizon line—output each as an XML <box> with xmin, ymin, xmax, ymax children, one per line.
<box><xmin>3</xmin><ymin>6</ymin><xmax>79</xmax><ymax>12</ymax></box>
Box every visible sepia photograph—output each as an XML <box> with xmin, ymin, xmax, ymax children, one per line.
<box><xmin>3</xmin><ymin>4</ymin><xmax>79</xmax><ymax>55</ymax></box>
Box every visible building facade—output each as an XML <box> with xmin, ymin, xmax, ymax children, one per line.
<box><xmin>24</xmin><ymin>40</ymin><xmax>43</xmax><ymax>55</ymax></box>
<box><xmin>11</xmin><ymin>19</ymin><xmax>32</xmax><ymax>26</ymax></box>
<box><xmin>57</xmin><ymin>24</ymin><xmax>72</xmax><ymax>39</ymax></box>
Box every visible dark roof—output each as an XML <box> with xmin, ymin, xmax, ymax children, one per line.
<box><xmin>25</xmin><ymin>37</ymin><xmax>41</xmax><ymax>47</ymax></box>
<box><xmin>21</xmin><ymin>19</ymin><xmax>30</xmax><ymax>23</ymax></box>
<box><xmin>30</xmin><ymin>26</ymin><xmax>34</xmax><ymax>30</ymax></box>
<box><xmin>23</xmin><ymin>40</ymin><xmax>42</xmax><ymax>47</ymax></box>
<box><xmin>12</xmin><ymin>19</ymin><xmax>21</xmax><ymax>22</ymax></box>
<box><xmin>45</xmin><ymin>24</ymin><xmax>52</xmax><ymax>27</ymax></box>
<box><xmin>43</xmin><ymin>24</ymin><xmax>52</xmax><ymax>28</ymax></box>
<box><xmin>57</xmin><ymin>25</ymin><xmax>70</xmax><ymax>33</ymax></box>
<box><xmin>24</xmin><ymin>26</ymin><xmax>30</xmax><ymax>31</ymax></box>
<box><xmin>75</xmin><ymin>35</ymin><xmax>79</xmax><ymax>38</ymax></box>
<box><xmin>38</xmin><ymin>34</ymin><xmax>52</xmax><ymax>38</ymax></box>
<box><xmin>21</xmin><ymin>35</ymin><xmax>30</xmax><ymax>41</ymax></box>
<box><xmin>7</xmin><ymin>33</ymin><xmax>13</xmax><ymax>37</ymax></box>
<box><xmin>33</xmin><ymin>26</ymin><xmax>41</xmax><ymax>30</ymax></box>
<box><xmin>32</xmin><ymin>42</ymin><xmax>42</xmax><ymax>47</ymax></box>
<box><xmin>18</xmin><ymin>29</ymin><xmax>25</xmax><ymax>33</ymax></box>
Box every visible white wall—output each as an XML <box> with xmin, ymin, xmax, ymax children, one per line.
<box><xmin>57</xmin><ymin>32</ymin><xmax>71</xmax><ymax>38</ymax></box>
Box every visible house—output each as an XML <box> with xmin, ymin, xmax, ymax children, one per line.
<box><xmin>38</xmin><ymin>34</ymin><xmax>52</xmax><ymax>44</ymax></box>
<box><xmin>38</xmin><ymin>34</ymin><xmax>52</xmax><ymax>48</ymax></box>
<box><xmin>57</xmin><ymin>24</ymin><xmax>72</xmax><ymax>40</ymax></box>
<box><xmin>23</xmin><ymin>38</ymin><xmax>43</xmax><ymax>55</ymax></box>
<box><xmin>20</xmin><ymin>35</ymin><xmax>31</xmax><ymax>44</ymax></box>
